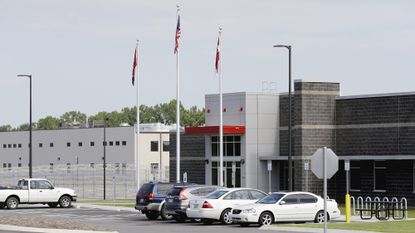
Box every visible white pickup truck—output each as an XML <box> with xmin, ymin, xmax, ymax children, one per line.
<box><xmin>0</xmin><ymin>178</ymin><xmax>77</xmax><ymax>209</ymax></box>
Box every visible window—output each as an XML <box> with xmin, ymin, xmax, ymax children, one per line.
<box><xmin>50</xmin><ymin>143</ymin><xmax>54</xmax><ymax>147</ymax></box>
<box><xmin>224</xmin><ymin>190</ymin><xmax>251</xmax><ymax>200</ymax></box>
<box><xmin>2</xmin><ymin>144</ymin><xmax>5</xmax><ymax>148</ymax></box>
<box><xmin>298</xmin><ymin>194</ymin><xmax>317</xmax><ymax>203</ymax></box>
<box><xmin>115</xmin><ymin>141</ymin><xmax>120</xmax><ymax>146</ymax></box>
<box><xmin>350</xmin><ymin>161</ymin><xmax>361</xmax><ymax>191</ymax></box>
<box><xmin>163</xmin><ymin>141</ymin><xmax>169</xmax><ymax>152</ymax></box>
<box><xmin>374</xmin><ymin>161</ymin><xmax>386</xmax><ymax>191</ymax></box>
<box><xmin>90</xmin><ymin>163</ymin><xmax>95</xmax><ymax>168</ymax></box>
<box><xmin>3</xmin><ymin>163</ymin><xmax>6</xmax><ymax>168</ymax></box>
<box><xmin>18</xmin><ymin>144</ymin><xmax>22</xmax><ymax>148</ymax></box>
<box><xmin>90</xmin><ymin>141</ymin><xmax>95</xmax><ymax>146</ymax></box>
<box><xmin>18</xmin><ymin>163</ymin><xmax>22</xmax><ymax>167</ymax></box>
<box><xmin>211</xmin><ymin>135</ymin><xmax>241</xmax><ymax>156</ymax></box>
<box><xmin>13</xmin><ymin>144</ymin><xmax>17</xmax><ymax>148</ymax></box>
<box><xmin>38</xmin><ymin>143</ymin><xmax>43</xmax><ymax>148</ymax></box>
<box><xmin>30</xmin><ymin>180</ymin><xmax>53</xmax><ymax>189</ymax></box>
<box><xmin>151</xmin><ymin>141</ymin><xmax>159</xmax><ymax>152</ymax></box>
<box><xmin>122</xmin><ymin>141</ymin><xmax>127</xmax><ymax>146</ymax></box>
<box><xmin>67</xmin><ymin>163</ymin><xmax>71</xmax><ymax>173</ymax></box>
<box><xmin>8</xmin><ymin>144</ymin><xmax>11</xmax><ymax>148</ymax></box>
<box><xmin>78</xmin><ymin>142</ymin><xmax>83</xmax><ymax>147</ymax></box>
<box><xmin>103</xmin><ymin>141</ymin><xmax>107</xmax><ymax>146</ymax></box>
<box><xmin>109</xmin><ymin>141</ymin><xmax>114</xmax><ymax>146</ymax></box>
<box><xmin>282</xmin><ymin>194</ymin><xmax>299</xmax><ymax>204</ymax></box>
<box><xmin>49</xmin><ymin>163</ymin><xmax>54</xmax><ymax>171</ymax></box>
<box><xmin>250</xmin><ymin>190</ymin><xmax>267</xmax><ymax>200</ymax></box>
<box><xmin>67</xmin><ymin>142</ymin><xmax>71</xmax><ymax>147</ymax></box>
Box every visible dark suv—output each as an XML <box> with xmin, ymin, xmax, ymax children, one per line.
<box><xmin>135</xmin><ymin>182</ymin><xmax>175</xmax><ymax>220</ymax></box>
<box><xmin>164</xmin><ymin>185</ymin><xmax>220</xmax><ymax>222</ymax></box>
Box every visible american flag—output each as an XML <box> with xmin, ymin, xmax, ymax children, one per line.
<box><xmin>215</xmin><ymin>33</ymin><xmax>220</xmax><ymax>73</ymax></box>
<box><xmin>174</xmin><ymin>15</ymin><xmax>181</xmax><ymax>54</ymax></box>
<box><xmin>132</xmin><ymin>46</ymin><xmax>137</xmax><ymax>86</ymax></box>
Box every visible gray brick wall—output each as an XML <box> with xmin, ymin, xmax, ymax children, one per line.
<box><xmin>169</xmin><ymin>133</ymin><xmax>206</xmax><ymax>184</ymax></box>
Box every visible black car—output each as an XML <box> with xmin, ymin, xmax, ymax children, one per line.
<box><xmin>135</xmin><ymin>182</ymin><xmax>175</xmax><ymax>220</ymax></box>
<box><xmin>164</xmin><ymin>185</ymin><xmax>220</xmax><ymax>222</ymax></box>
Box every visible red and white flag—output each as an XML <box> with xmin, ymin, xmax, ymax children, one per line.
<box><xmin>215</xmin><ymin>32</ymin><xmax>221</xmax><ymax>74</ymax></box>
<box><xmin>174</xmin><ymin>15</ymin><xmax>181</xmax><ymax>54</ymax></box>
<box><xmin>131</xmin><ymin>46</ymin><xmax>137</xmax><ymax>86</ymax></box>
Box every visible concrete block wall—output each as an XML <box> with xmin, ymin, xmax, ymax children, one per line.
<box><xmin>169</xmin><ymin>133</ymin><xmax>206</xmax><ymax>184</ymax></box>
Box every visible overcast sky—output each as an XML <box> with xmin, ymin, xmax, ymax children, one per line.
<box><xmin>1</xmin><ymin>0</ymin><xmax>415</xmax><ymax>127</ymax></box>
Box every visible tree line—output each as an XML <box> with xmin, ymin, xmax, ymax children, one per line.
<box><xmin>0</xmin><ymin>100</ymin><xmax>204</xmax><ymax>132</ymax></box>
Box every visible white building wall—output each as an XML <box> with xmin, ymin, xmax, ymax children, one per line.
<box><xmin>204</xmin><ymin>92</ymin><xmax>279</xmax><ymax>190</ymax></box>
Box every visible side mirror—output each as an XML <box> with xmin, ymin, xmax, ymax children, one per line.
<box><xmin>279</xmin><ymin>201</ymin><xmax>286</xmax><ymax>205</ymax></box>
<box><xmin>50</xmin><ymin>186</ymin><xmax>54</xmax><ymax>189</ymax></box>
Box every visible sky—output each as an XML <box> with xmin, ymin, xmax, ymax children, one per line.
<box><xmin>1</xmin><ymin>0</ymin><xmax>415</xmax><ymax>127</ymax></box>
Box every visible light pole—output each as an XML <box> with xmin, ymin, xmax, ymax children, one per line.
<box><xmin>103</xmin><ymin>117</ymin><xmax>111</xmax><ymax>200</ymax></box>
<box><xmin>273</xmin><ymin>45</ymin><xmax>293</xmax><ymax>192</ymax></box>
<box><xmin>17</xmin><ymin>74</ymin><xmax>33</xmax><ymax>178</ymax></box>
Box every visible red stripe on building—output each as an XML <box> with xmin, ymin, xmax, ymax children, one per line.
<box><xmin>185</xmin><ymin>126</ymin><xmax>245</xmax><ymax>135</ymax></box>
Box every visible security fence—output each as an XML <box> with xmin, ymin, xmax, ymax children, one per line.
<box><xmin>0</xmin><ymin>164</ymin><xmax>168</xmax><ymax>199</ymax></box>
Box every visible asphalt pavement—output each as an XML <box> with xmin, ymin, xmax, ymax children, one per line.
<box><xmin>0</xmin><ymin>205</ymin><xmax>293</xmax><ymax>233</ymax></box>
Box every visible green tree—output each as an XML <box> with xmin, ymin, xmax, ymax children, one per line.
<box><xmin>60</xmin><ymin>111</ymin><xmax>87</xmax><ymax>123</ymax></box>
<box><xmin>0</xmin><ymin>125</ymin><xmax>13</xmax><ymax>132</ymax></box>
<box><xmin>16</xmin><ymin>123</ymin><xmax>33</xmax><ymax>131</ymax></box>
<box><xmin>37</xmin><ymin>116</ymin><xmax>59</xmax><ymax>130</ymax></box>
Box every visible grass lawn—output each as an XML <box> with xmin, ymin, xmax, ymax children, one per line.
<box><xmin>284</xmin><ymin>221</ymin><xmax>415</xmax><ymax>233</ymax></box>
<box><xmin>282</xmin><ymin>205</ymin><xmax>415</xmax><ymax>233</ymax></box>
<box><xmin>77</xmin><ymin>199</ymin><xmax>135</xmax><ymax>208</ymax></box>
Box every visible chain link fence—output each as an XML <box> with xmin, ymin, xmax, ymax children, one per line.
<box><xmin>0</xmin><ymin>164</ymin><xmax>169</xmax><ymax>200</ymax></box>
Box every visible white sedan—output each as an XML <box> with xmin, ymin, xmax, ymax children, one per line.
<box><xmin>186</xmin><ymin>188</ymin><xmax>267</xmax><ymax>225</ymax></box>
<box><xmin>230</xmin><ymin>191</ymin><xmax>341</xmax><ymax>226</ymax></box>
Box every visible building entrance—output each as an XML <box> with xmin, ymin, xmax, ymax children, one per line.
<box><xmin>211</xmin><ymin>161</ymin><xmax>241</xmax><ymax>187</ymax></box>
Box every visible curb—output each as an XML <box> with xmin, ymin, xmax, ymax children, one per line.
<box><xmin>74</xmin><ymin>204</ymin><xmax>137</xmax><ymax>213</ymax></box>
<box><xmin>0</xmin><ymin>224</ymin><xmax>118</xmax><ymax>233</ymax></box>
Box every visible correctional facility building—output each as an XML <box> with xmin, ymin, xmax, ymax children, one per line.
<box><xmin>169</xmin><ymin>80</ymin><xmax>415</xmax><ymax>204</ymax></box>
<box><xmin>0</xmin><ymin>123</ymin><xmax>171</xmax><ymax>199</ymax></box>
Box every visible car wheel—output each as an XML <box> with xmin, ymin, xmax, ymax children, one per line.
<box><xmin>202</xmin><ymin>219</ymin><xmax>214</xmax><ymax>225</ymax></box>
<box><xmin>259</xmin><ymin>212</ymin><xmax>274</xmax><ymax>226</ymax></box>
<box><xmin>240</xmin><ymin>223</ymin><xmax>250</xmax><ymax>227</ymax></box>
<box><xmin>6</xmin><ymin>197</ymin><xmax>19</xmax><ymax>210</ymax></box>
<box><xmin>314</xmin><ymin>210</ymin><xmax>329</xmax><ymax>223</ymax></box>
<box><xmin>220</xmin><ymin>208</ymin><xmax>233</xmax><ymax>225</ymax></box>
<box><xmin>145</xmin><ymin>212</ymin><xmax>159</xmax><ymax>220</ymax></box>
<box><xmin>59</xmin><ymin>196</ymin><xmax>72</xmax><ymax>208</ymax></box>
<box><xmin>48</xmin><ymin>203</ymin><xmax>58</xmax><ymax>208</ymax></box>
<box><xmin>160</xmin><ymin>205</ymin><xmax>173</xmax><ymax>220</ymax></box>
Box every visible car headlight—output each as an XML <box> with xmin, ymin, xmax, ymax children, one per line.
<box><xmin>243</xmin><ymin>208</ymin><xmax>256</xmax><ymax>213</ymax></box>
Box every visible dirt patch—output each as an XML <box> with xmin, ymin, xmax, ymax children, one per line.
<box><xmin>0</xmin><ymin>214</ymin><xmax>111</xmax><ymax>231</ymax></box>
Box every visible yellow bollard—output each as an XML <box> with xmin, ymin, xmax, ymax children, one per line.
<box><xmin>345</xmin><ymin>194</ymin><xmax>351</xmax><ymax>223</ymax></box>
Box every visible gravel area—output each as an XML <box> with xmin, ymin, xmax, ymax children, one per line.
<box><xmin>0</xmin><ymin>214</ymin><xmax>111</xmax><ymax>231</ymax></box>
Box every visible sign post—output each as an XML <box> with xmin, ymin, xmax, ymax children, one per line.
<box><xmin>345</xmin><ymin>160</ymin><xmax>351</xmax><ymax>223</ymax></box>
<box><xmin>267</xmin><ymin>160</ymin><xmax>272</xmax><ymax>193</ymax></box>
<box><xmin>304</xmin><ymin>160</ymin><xmax>310</xmax><ymax>192</ymax></box>
<box><xmin>311</xmin><ymin>147</ymin><xmax>339</xmax><ymax>233</ymax></box>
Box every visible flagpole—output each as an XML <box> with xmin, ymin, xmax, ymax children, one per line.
<box><xmin>218</xmin><ymin>27</ymin><xmax>224</xmax><ymax>187</ymax></box>
<box><xmin>176</xmin><ymin>5</ymin><xmax>181</xmax><ymax>183</ymax></box>
<box><xmin>135</xmin><ymin>40</ymin><xmax>140</xmax><ymax>190</ymax></box>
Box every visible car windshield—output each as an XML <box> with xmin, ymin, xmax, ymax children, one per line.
<box><xmin>257</xmin><ymin>193</ymin><xmax>285</xmax><ymax>204</ymax></box>
<box><xmin>206</xmin><ymin>190</ymin><xmax>228</xmax><ymax>199</ymax></box>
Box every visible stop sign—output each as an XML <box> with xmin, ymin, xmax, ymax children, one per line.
<box><xmin>311</xmin><ymin>147</ymin><xmax>339</xmax><ymax>179</ymax></box>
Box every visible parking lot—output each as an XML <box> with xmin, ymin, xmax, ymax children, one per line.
<box><xmin>0</xmin><ymin>205</ymin><xmax>299</xmax><ymax>233</ymax></box>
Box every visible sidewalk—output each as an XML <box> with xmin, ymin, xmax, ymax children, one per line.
<box><xmin>260</xmin><ymin>225</ymin><xmax>379</xmax><ymax>233</ymax></box>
